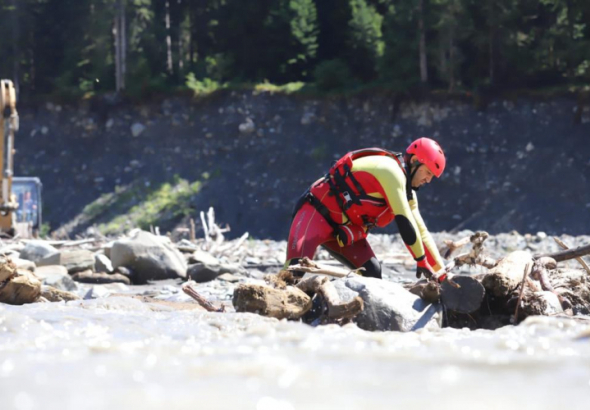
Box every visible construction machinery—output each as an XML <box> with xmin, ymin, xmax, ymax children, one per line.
<box><xmin>0</xmin><ymin>79</ymin><xmax>42</xmax><ymax>237</ymax></box>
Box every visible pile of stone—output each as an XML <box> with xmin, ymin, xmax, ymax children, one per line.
<box><xmin>0</xmin><ymin>227</ymin><xmax>251</xmax><ymax>305</ymax></box>
<box><xmin>230</xmin><ymin>268</ymin><xmax>442</xmax><ymax>331</ymax></box>
<box><xmin>229</xmin><ymin>232</ymin><xmax>590</xmax><ymax>331</ymax></box>
<box><xmin>2</xmin><ymin>223</ymin><xmax>590</xmax><ymax>333</ymax></box>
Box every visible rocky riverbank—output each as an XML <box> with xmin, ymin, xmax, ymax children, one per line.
<box><xmin>2</xmin><ymin>225</ymin><xmax>589</xmax><ymax>328</ymax></box>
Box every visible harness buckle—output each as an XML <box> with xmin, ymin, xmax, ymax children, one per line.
<box><xmin>342</xmin><ymin>191</ymin><xmax>352</xmax><ymax>204</ymax></box>
<box><xmin>342</xmin><ymin>191</ymin><xmax>354</xmax><ymax>210</ymax></box>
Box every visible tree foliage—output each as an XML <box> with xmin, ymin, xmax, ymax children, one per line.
<box><xmin>0</xmin><ymin>0</ymin><xmax>589</xmax><ymax>98</ymax></box>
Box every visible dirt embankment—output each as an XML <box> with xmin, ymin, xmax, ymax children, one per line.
<box><xmin>14</xmin><ymin>91</ymin><xmax>590</xmax><ymax>239</ymax></box>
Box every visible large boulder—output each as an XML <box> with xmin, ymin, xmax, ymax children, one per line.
<box><xmin>37</xmin><ymin>250</ymin><xmax>95</xmax><ymax>274</ymax></box>
<box><xmin>34</xmin><ymin>265</ymin><xmax>78</xmax><ymax>292</ymax></box>
<box><xmin>335</xmin><ymin>276</ymin><xmax>442</xmax><ymax>332</ymax></box>
<box><xmin>110</xmin><ymin>230</ymin><xmax>187</xmax><ymax>283</ymax></box>
<box><xmin>19</xmin><ymin>240</ymin><xmax>58</xmax><ymax>263</ymax></box>
<box><xmin>0</xmin><ymin>269</ymin><xmax>41</xmax><ymax>305</ymax></box>
<box><xmin>233</xmin><ymin>283</ymin><xmax>311</xmax><ymax>319</ymax></box>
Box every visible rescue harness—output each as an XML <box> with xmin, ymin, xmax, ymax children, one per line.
<box><xmin>293</xmin><ymin>148</ymin><xmax>415</xmax><ymax>246</ymax></box>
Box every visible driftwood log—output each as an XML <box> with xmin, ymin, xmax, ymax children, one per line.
<box><xmin>535</xmin><ymin>242</ymin><xmax>590</xmax><ymax>263</ymax></box>
<box><xmin>182</xmin><ymin>281</ymin><xmax>226</xmax><ymax>312</ymax></box>
<box><xmin>287</xmin><ymin>257</ymin><xmax>364</xmax><ymax>278</ymax></box>
<box><xmin>552</xmin><ymin>237</ymin><xmax>590</xmax><ymax>274</ymax></box>
<box><xmin>439</xmin><ymin>232</ymin><xmax>590</xmax><ymax>327</ymax></box>
<box><xmin>482</xmin><ymin>250</ymin><xmax>532</xmax><ymax>298</ymax></box>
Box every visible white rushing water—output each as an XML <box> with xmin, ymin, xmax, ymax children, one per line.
<box><xmin>1</xmin><ymin>297</ymin><xmax>590</xmax><ymax>410</ymax></box>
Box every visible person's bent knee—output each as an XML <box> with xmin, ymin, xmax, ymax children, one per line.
<box><xmin>362</xmin><ymin>257</ymin><xmax>382</xmax><ymax>279</ymax></box>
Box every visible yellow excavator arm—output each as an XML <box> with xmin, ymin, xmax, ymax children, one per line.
<box><xmin>0</xmin><ymin>80</ymin><xmax>19</xmax><ymax>233</ymax></box>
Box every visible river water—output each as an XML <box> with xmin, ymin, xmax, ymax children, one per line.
<box><xmin>2</xmin><ymin>296</ymin><xmax>590</xmax><ymax>410</ymax></box>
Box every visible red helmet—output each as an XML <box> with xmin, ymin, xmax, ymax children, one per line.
<box><xmin>406</xmin><ymin>137</ymin><xmax>446</xmax><ymax>177</ymax></box>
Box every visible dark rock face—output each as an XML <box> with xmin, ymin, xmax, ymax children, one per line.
<box><xmin>16</xmin><ymin>94</ymin><xmax>590</xmax><ymax>239</ymax></box>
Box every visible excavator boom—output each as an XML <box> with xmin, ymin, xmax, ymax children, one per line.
<box><xmin>0</xmin><ymin>79</ymin><xmax>42</xmax><ymax>237</ymax></box>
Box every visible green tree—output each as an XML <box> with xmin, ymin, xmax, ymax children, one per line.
<box><xmin>432</xmin><ymin>0</ymin><xmax>470</xmax><ymax>91</ymax></box>
<box><xmin>348</xmin><ymin>0</ymin><xmax>384</xmax><ymax>80</ymax></box>
<box><xmin>379</xmin><ymin>2</ymin><xmax>421</xmax><ymax>90</ymax></box>
<box><xmin>287</xmin><ymin>0</ymin><xmax>319</xmax><ymax>78</ymax></box>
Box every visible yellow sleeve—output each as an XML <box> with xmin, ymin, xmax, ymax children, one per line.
<box><xmin>352</xmin><ymin>156</ymin><xmax>427</xmax><ymax>261</ymax></box>
<box><xmin>410</xmin><ymin>194</ymin><xmax>445</xmax><ymax>272</ymax></box>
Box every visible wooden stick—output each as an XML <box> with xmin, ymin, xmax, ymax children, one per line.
<box><xmin>189</xmin><ymin>218</ymin><xmax>196</xmax><ymax>242</ymax></box>
<box><xmin>200</xmin><ymin>211</ymin><xmax>209</xmax><ymax>242</ymax></box>
<box><xmin>444</xmin><ymin>231</ymin><xmax>496</xmax><ymax>272</ymax></box>
<box><xmin>535</xmin><ymin>243</ymin><xmax>590</xmax><ymax>263</ymax></box>
<box><xmin>553</xmin><ymin>237</ymin><xmax>590</xmax><ymax>275</ymax></box>
<box><xmin>217</xmin><ymin>232</ymin><xmax>249</xmax><ymax>256</ymax></box>
<box><xmin>287</xmin><ymin>257</ymin><xmax>364</xmax><ymax>278</ymax></box>
<box><xmin>442</xmin><ymin>236</ymin><xmax>471</xmax><ymax>259</ymax></box>
<box><xmin>182</xmin><ymin>282</ymin><xmax>224</xmax><ymax>312</ymax></box>
<box><xmin>45</xmin><ymin>238</ymin><xmax>97</xmax><ymax>248</ymax></box>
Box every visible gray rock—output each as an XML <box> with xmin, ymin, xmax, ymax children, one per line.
<box><xmin>12</xmin><ymin>257</ymin><xmax>36</xmax><ymax>272</ymax></box>
<box><xmin>342</xmin><ymin>276</ymin><xmax>442</xmax><ymax>332</ymax></box>
<box><xmin>99</xmin><ymin>241</ymin><xmax>115</xmax><ymax>259</ymax></box>
<box><xmin>332</xmin><ymin>279</ymin><xmax>361</xmax><ymax>303</ymax></box>
<box><xmin>110</xmin><ymin>230</ymin><xmax>187</xmax><ymax>283</ymax></box>
<box><xmin>83</xmin><ymin>285</ymin><xmax>111</xmax><ymax>300</ymax></box>
<box><xmin>301</xmin><ymin>113</ymin><xmax>315</xmax><ymax>125</ymax></box>
<box><xmin>37</xmin><ymin>250</ymin><xmax>95</xmax><ymax>274</ymax></box>
<box><xmin>94</xmin><ymin>253</ymin><xmax>114</xmax><ymax>273</ymax></box>
<box><xmin>19</xmin><ymin>240</ymin><xmax>58</xmax><ymax>263</ymax></box>
<box><xmin>41</xmin><ymin>285</ymin><xmax>80</xmax><ymax>302</ymax></box>
<box><xmin>188</xmin><ymin>250</ymin><xmax>220</xmax><ymax>266</ymax></box>
<box><xmin>114</xmin><ymin>266</ymin><xmax>134</xmax><ymax>280</ymax></box>
<box><xmin>72</xmin><ymin>270</ymin><xmax>131</xmax><ymax>285</ymax></box>
<box><xmin>131</xmin><ymin>123</ymin><xmax>145</xmax><ymax>137</ymax></box>
<box><xmin>187</xmin><ymin>262</ymin><xmax>240</xmax><ymax>283</ymax></box>
<box><xmin>34</xmin><ymin>265</ymin><xmax>78</xmax><ymax>292</ymax></box>
<box><xmin>238</xmin><ymin>118</ymin><xmax>255</xmax><ymax>134</ymax></box>
<box><xmin>217</xmin><ymin>273</ymin><xmax>240</xmax><ymax>283</ymax></box>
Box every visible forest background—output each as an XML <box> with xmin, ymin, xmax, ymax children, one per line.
<box><xmin>1</xmin><ymin>0</ymin><xmax>590</xmax><ymax>99</ymax></box>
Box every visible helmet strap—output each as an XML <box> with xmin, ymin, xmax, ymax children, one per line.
<box><xmin>404</xmin><ymin>156</ymin><xmax>422</xmax><ymax>200</ymax></box>
<box><xmin>410</xmin><ymin>162</ymin><xmax>422</xmax><ymax>192</ymax></box>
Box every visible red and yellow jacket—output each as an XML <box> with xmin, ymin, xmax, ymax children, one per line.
<box><xmin>310</xmin><ymin>154</ymin><xmax>444</xmax><ymax>272</ymax></box>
